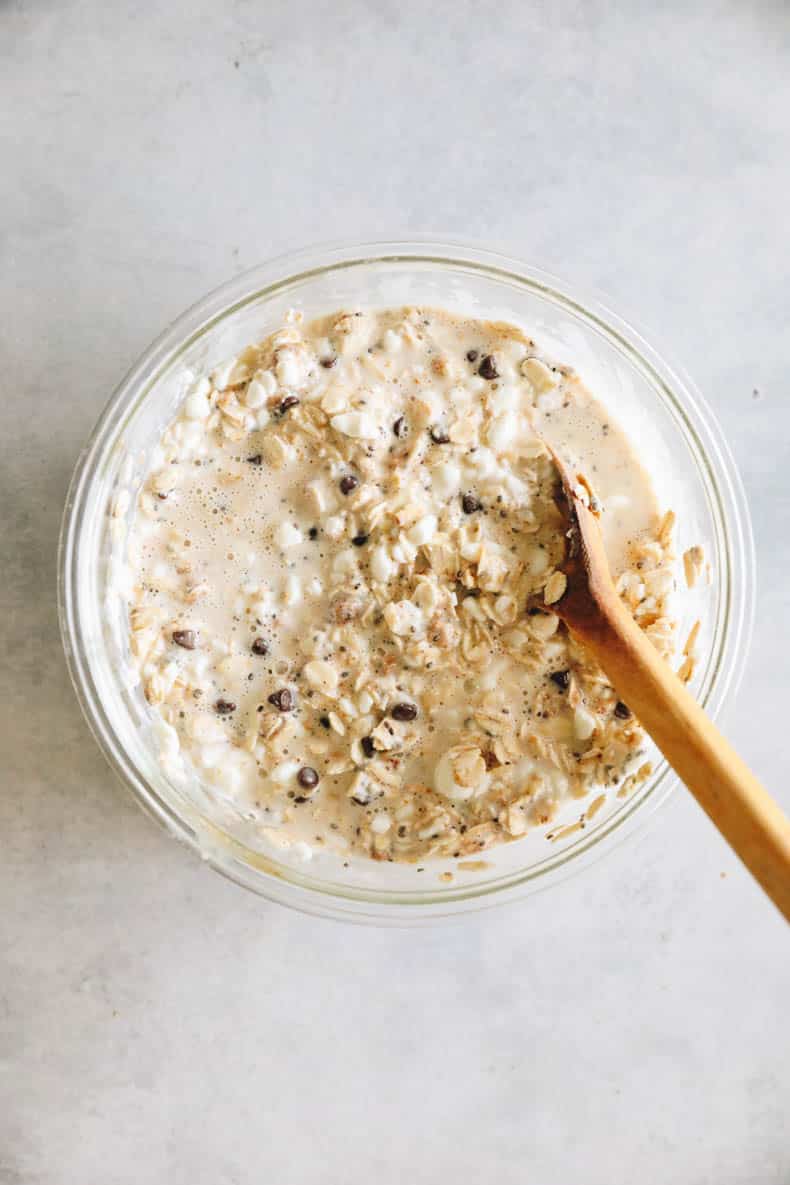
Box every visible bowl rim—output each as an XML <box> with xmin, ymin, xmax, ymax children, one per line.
<box><xmin>58</xmin><ymin>236</ymin><xmax>756</xmax><ymax>923</ymax></box>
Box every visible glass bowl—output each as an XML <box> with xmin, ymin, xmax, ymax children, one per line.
<box><xmin>58</xmin><ymin>238</ymin><xmax>754</xmax><ymax>923</ymax></box>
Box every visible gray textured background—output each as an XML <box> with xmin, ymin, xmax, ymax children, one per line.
<box><xmin>2</xmin><ymin>2</ymin><xmax>789</xmax><ymax>1182</ymax></box>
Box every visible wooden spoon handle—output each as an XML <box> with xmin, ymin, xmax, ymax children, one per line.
<box><xmin>575</xmin><ymin>595</ymin><xmax>790</xmax><ymax>921</ymax></box>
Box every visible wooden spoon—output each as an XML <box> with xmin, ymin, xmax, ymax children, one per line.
<box><xmin>546</xmin><ymin>449</ymin><xmax>790</xmax><ymax>921</ymax></box>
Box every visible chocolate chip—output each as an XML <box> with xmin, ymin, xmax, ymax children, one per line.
<box><xmin>268</xmin><ymin>688</ymin><xmax>293</xmax><ymax>712</ymax></box>
<box><xmin>430</xmin><ymin>427</ymin><xmax>450</xmax><ymax>444</ymax></box>
<box><xmin>391</xmin><ymin>702</ymin><xmax>418</xmax><ymax>722</ymax></box>
<box><xmin>478</xmin><ymin>354</ymin><xmax>498</xmax><ymax>380</ymax></box>
<box><xmin>550</xmin><ymin>670</ymin><xmax>570</xmax><ymax>690</ymax></box>
<box><xmin>527</xmin><ymin>607</ymin><xmax>543</xmax><ymax>616</ymax></box>
<box><xmin>461</xmin><ymin>493</ymin><xmax>482</xmax><ymax>515</ymax></box>
<box><xmin>393</xmin><ymin>416</ymin><xmax>407</xmax><ymax>438</ymax></box>
<box><xmin>278</xmin><ymin>395</ymin><xmax>300</xmax><ymax>415</ymax></box>
<box><xmin>320</xmin><ymin>357</ymin><xmax>336</xmax><ymax>369</ymax></box>
<box><xmin>246</xmin><ymin>454</ymin><xmax>263</xmax><ymax>466</ymax></box>
<box><xmin>308</xmin><ymin>526</ymin><xmax>319</xmax><ymax>540</ymax></box>
<box><xmin>214</xmin><ymin>699</ymin><xmax>236</xmax><ymax>715</ymax></box>
<box><xmin>361</xmin><ymin>735</ymin><xmax>376</xmax><ymax>758</ymax></box>
<box><xmin>172</xmin><ymin>629</ymin><xmax>197</xmax><ymax>650</ymax></box>
<box><xmin>614</xmin><ymin>701</ymin><xmax>632</xmax><ymax>719</ymax></box>
<box><xmin>251</xmin><ymin>637</ymin><xmax>269</xmax><ymax>656</ymax></box>
<box><xmin>297</xmin><ymin>766</ymin><xmax>319</xmax><ymax>789</ymax></box>
<box><xmin>319</xmin><ymin>715</ymin><xmax>331</xmax><ymax>729</ymax></box>
<box><xmin>482</xmin><ymin>749</ymin><xmax>500</xmax><ymax>770</ymax></box>
<box><xmin>466</xmin><ymin>349</ymin><xmax>479</xmax><ymax>363</ymax></box>
<box><xmin>339</xmin><ymin>474</ymin><xmax>358</xmax><ymax>495</ymax></box>
<box><xmin>352</xmin><ymin>533</ymin><xmax>369</xmax><ymax>547</ymax></box>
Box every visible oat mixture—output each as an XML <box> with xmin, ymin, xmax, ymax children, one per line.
<box><xmin>126</xmin><ymin>307</ymin><xmax>678</xmax><ymax>863</ymax></box>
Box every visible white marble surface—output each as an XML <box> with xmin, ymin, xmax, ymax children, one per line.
<box><xmin>2</xmin><ymin>2</ymin><xmax>789</xmax><ymax>1181</ymax></box>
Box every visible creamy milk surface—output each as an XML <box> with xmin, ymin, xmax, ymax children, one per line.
<box><xmin>126</xmin><ymin>307</ymin><xmax>676</xmax><ymax>863</ymax></box>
